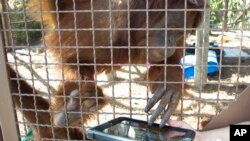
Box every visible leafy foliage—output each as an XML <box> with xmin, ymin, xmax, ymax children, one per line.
<box><xmin>210</xmin><ymin>0</ymin><xmax>250</xmax><ymax>28</ymax></box>
<box><xmin>210</xmin><ymin>0</ymin><xmax>224</xmax><ymax>25</ymax></box>
<box><xmin>10</xmin><ymin>5</ymin><xmax>41</xmax><ymax>46</ymax></box>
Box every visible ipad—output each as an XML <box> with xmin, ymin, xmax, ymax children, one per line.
<box><xmin>87</xmin><ymin>117</ymin><xmax>195</xmax><ymax>141</ymax></box>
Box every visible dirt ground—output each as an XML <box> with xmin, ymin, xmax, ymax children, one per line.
<box><xmin>7</xmin><ymin>31</ymin><xmax>250</xmax><ymax>137</ymax></box>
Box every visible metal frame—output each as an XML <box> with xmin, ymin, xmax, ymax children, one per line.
<box><xmin>0</xmin><ymin>27</ymin><xmax>19</xmax><ymax>141</ymax></box>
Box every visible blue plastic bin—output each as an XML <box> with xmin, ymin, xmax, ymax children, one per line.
<box><xmin>180</xmin><ymin>50</ymin><xmax>218</xmax><ymax>79</ymax></box>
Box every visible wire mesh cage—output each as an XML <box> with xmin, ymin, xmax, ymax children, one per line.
<box><xmin>0</xmin><ymin>0</ymin><xmax>250</xmax><ymax>140</ymax></box>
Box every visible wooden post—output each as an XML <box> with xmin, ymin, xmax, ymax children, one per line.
<box><xmin>0</xmin><ymin>27</ymin><xmax>19</xmax><ymax>141</ymax></box>
<box><xmin>223</xmin><ymin>0</ymin><xmax>229</xmax><ymax>30</ymax></box>
<box><xmin>0</xmin><ymin>2</ymin><xmax>19</xmax><ymax>141</ymax></box>
<box><xmin>195</xmin><ymin>3</ymin><xmax>210</xmax><ymax>90</ymax></box>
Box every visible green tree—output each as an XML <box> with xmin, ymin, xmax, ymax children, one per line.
<box><xmin>210</xmin><ymin>0</ymin><xmax>249</xmax><ymax>28</ymax></box>
<box><xmin>10</xmin><ymin>4</ymin><xmax>41</xmax><ymax>46</ymax></box>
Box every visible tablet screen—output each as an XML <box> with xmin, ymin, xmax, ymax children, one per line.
<box><xmin>102</xmin><ymin>120</ymin><xmax>192</xmax><ymax>141</ymax></box>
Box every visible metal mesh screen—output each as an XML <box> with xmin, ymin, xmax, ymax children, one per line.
<box><xmin>0</xmin><ymin>0</ymin><xmax>250</xmax><ymax>140</ymax></box>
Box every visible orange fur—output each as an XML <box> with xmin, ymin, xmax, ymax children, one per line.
<box><xmin>13</xmin><ymin>0</ymin><xmax>206</xmax><ymax>139</ymax></box>
<box><xmin>8</xmin><ymin>65</ymin><xmax>83</xmax><ymax>140</ymax></box>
